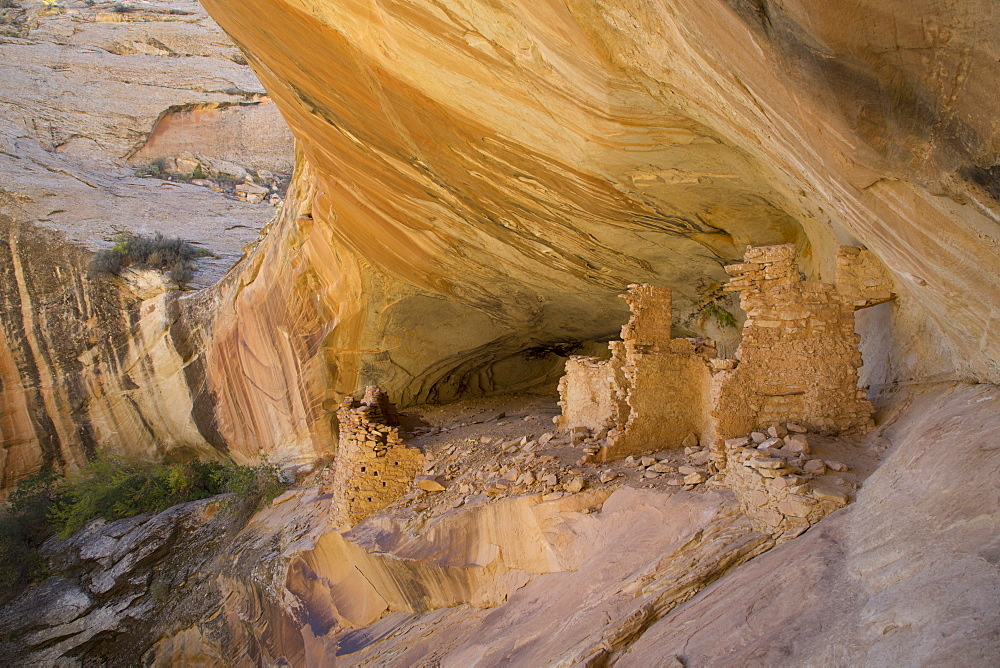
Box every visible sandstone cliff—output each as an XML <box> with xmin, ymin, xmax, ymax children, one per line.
<box><xmin>0</xmin><ymin>1</ymin><xmax>998</xmax><ymax>662</ymax></box>
<box><xmin>0</xmin><ymin>0</ymin><xmax>296</xmax><ymax>484</ymax></box>
<box><xmin>3</xmin><ymin>0</ymin><xmax>998</xmax><ymax>490</ymax></box>
<box><xmin>2</xmin><ymin>384</ymin><xmax>996</xmax><ymax>664</ymax></box>
<box><xmin>194</xmin><ymin>0</ymin><xmax>998</xmax><ymax>461</ymax></box>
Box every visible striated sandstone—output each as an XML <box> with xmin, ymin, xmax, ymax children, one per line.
<box><xmin>0</xmin><ymin>0</ymin><xmax>297</xmax><ymax>486</ymax></box>
<box><xmin>165</xmin><ymin>0</ymin><xmax>994</xmax><ymax>482</ymax></box>
<box><xmin>2</xmin><ymin>0</ymin><xmax>999</xmax><ymax>492</ymax></box>
<box><xmin>1</xmin><ymin>1</ymin><xmax>998</xmax><ymax>664</ymax></box>
<box><xmin>197</xmin><ymin>0</ymin><xmax>1000</xmax><ymax>411</ymax></box>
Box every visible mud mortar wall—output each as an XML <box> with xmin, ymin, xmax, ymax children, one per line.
<box><xmin>556</xmin><ymin>356</ymin><xmax>617</xmax><ymax>434</ymax></box>
<box><xmin>712</xmin><ymin>244</ymin><xmax>874</xmax><ymax>445</ymax></box>
<box><xmin>557</xmin><ymin>285</ymin><xmax>716</xmax><ymax>456</ymax></box>
<box><xmin>835</xmin><ymin>246</ymin><xmax>896</xmax><ymax>309</ymax></box>
<box><xmin>558</xmin><ymin>246</ymin><xmax>887</xmax><ymax>462</ymax></box>
<box><xmin>330</xmin><ymin>388</ymin><xmax>423</xmax><ymax>526</ymax></box>
<box><xmin>614</xmin><ymin>341</ymin><xmax>714</xmax><ymax>455</ymax></box>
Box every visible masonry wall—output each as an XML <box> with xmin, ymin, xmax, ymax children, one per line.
<box><xmin>557</xmin><ymin>285</ymin><xmax>716</xmax><ymax>457</ymax></box>
<box><xmin>709</xmin><ymin>245</ymin><xmax>875</xmax><ymax>465</ymax></box>
<box><xmin>330</xmin><ymin>386</ymin><xmax>423</xmax><ymax>527</ymax></box>
<box><xmin>556</xmin><ymin>356</ymin><xmax>617</xmax><ymax>434</ymax></box>
<box><xmin>835</xmin><ymin>246</ymin><xmax>895</xmax><ymax>309</ymax></box>
<box><xmin>611</xmin><ymin>338</ymin><xmax>714</xmax><ymax>457</ymax></box>
<box><xmin>557</xmin><ymin>246</ymin><xmax>887</xmax><ymax>464</ymax></box>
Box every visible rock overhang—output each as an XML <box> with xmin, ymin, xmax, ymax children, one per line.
<box><xmin>197</xmin><ymin>0</ymin><xmax>854</xmax><ymax>404</ymax></box>
<box><xmin>3</xmin><ymin>0</ymin><xmax>998</xmax><ymax>488</ymax></box>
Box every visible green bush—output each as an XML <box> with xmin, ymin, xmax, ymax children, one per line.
<box><xmin>0</xmin><ymin>516</ymin><xmax>47</xmax><ymax>603</ymax></box>
<box><xmin>0</xmin><ymin>471</ymin><xmax>61</xmax><ymax>603</ymax></box>
<box><xmin>0</xmin><ymin>455</ymin><xmax>284</xmax><ymax>602</ymax></box>
<box><xmin>135</xmin><ymin>159</ymin><xmax>169</xmax><ymax>178</ymax></box>
<box><xmin>46</xmin><ymin>456</ymin><xmax>220</xmax><ymax>537</ymax></box>
<box><xmin>703</xmin><ymin>302</ymin><xmax>738</xmax><ymax>329</ymax></box>
<box><xmin>43</xmin><ymin>454</ymin><xmax>284</xmax><ymax>538</ymax></box>
<box><xmin>90</xmin><ymin>232</ymin><xmax>215</xmax><ymax>286</ymax></box>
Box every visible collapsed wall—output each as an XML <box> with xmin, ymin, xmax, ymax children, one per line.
<box><xmin>709</xmin><ymin>244</ymin><xmax>886</xmax><ymax>466</ymax></box>
<box><xmin>329</xmin><ymin>386</ymin><xmax>423</xmax><ymax>527</ymax></box>
<box><xmin>557</xmin><ymin>284</ymin><xmax>716</xmax><ymax>458</ymax></box>
<box><xmin>557</xmin><ymin>245</ymin><xmax>895</xmax><ymax>463</ymax></box>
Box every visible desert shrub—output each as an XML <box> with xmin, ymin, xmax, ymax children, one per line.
<box><xmin>703</xmin><ymin>302</ymin><xmax>738</xmax><ymax>329</ymax></box>
<box><xmin>0</xmin><ymin>471</ymin><xmax>63</xmax><ymax>604</ymax></box>
<box><xmin>0</xmin><ymin>0</ymin><xmax>20</xmax><ymax>9</ymax></box>
<box><xmin>47</xmin><ymin>455</ymin><xmax>218</xmax><ymax>537</ymax></box>
<box><xmin>212</xmin><ymin>455</ymin><xmax>284</xmax><ymax>510</ymax></box>
<box><xmin>135</xmin><ymin>158</ymin><xmax>169</xmax><ymax>178</ymax></box>
<box><xmin>135</xmin><ymin>159</ymin><xmax>211</xmax><ymax>183</ymax></box>
<box><xmin>0</xmin><ymin>517</ymin><xmax>46</xmax><ymax>604</ymax></box>
<box><xmin>110</xmin><ymin>1</ymin><xmax>133</xmax><ymax>12</ymax></box>
<box><xmin>89</xmin><ymin>232</ymin><xmax>215</xmax><ymax>286</ymax></box>
<box><xmin>0</xmin><ymin>456</ymin><xmax>283</xmax><ymax>600</ymax></box>
<box><xmin>46</xmin><ymin>455</ymin><xmax>283</xmax><ymax>538</ymax></box>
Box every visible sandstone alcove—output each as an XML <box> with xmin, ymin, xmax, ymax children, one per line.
<box><xmin>0</xmin><ymin>0</ymin><xmax>997</xmax><ymax>664</ymax></box>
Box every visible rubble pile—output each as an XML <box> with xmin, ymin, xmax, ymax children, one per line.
<box><xmin>721</xmin><ymin>423</ymin><xmax>855</xmax><ymax>539</ymax></box>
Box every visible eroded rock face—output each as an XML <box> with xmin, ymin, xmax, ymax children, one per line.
<box><xmin>2</xmin><ymin>0</ymin><xmax>998</xmax><ymax>513</ymax></box>
<box><xmin>0</xmin><ymin>497</ymin><xmax>241</xmax><ymax>665</ymax></box>
<box><xmin>0</xmin><ymin>218</ymin><xmax>227</xmax><ymax>486</ymax></box>
<box><xmin>0</xmin><ymin>0</ymin><xmax>292</xmax><ymax>283</ymax></box>
<box><xmin>0</xmin><ymin>0</ymin><xmax>298</xmax><ymax>484</ymax></box>
<box><xmin>3</xmin><ymin>382</ymin><xmax>996</xmax><ymax>665</ymax></box>
<box><xmin>623</xmin><ymin>383</ymin><xmax>1000</xmax><ymax>666</ymax></box>
<box><xmin>196</xmin><ymin>0</ymin><xmax>999</xmax><ymax>415</ymax></box>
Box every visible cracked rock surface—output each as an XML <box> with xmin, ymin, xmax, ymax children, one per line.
<box><xmin>0</xmin><ymin>0</ymin><xmax>294</xmax><ymax>287</ymax></box>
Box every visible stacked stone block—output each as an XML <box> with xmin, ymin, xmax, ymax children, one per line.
<box><xmin>331</xmin><ymin>386</ymin><xmax>423</xmax><ymax>527</ymax></box>
<box><xmin>556</xmin><ymin>246</ymin><xmax>885</xmax><ymax>465</ymax></box>
<box><xmin>709</xmin><ymin>245</ymin><xmax>874</xmax><ymax>467</ymax></box>
<box><xmin>720</xmin><ymin>426</ymin><xmax>851</xmax><ymax>538</ymax></box>
<box><xmin>556</xmin><ymin>284</ymin><xmax>716</xmax><ymax>458</ymax></box>
<box><xmin>835</xmin><ymin>246</ymin><xmax>895</xmax><ymax>308</ymax></box>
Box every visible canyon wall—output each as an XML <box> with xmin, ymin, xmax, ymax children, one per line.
<box><xmin>2</xmin><ymin>0</ymin><xmax>998</xmax><ymax>488</ymax></box>
<box><xmin>196</xmin><ymin>0</ymin><xmax>998</xmax><ymax>431</ymax></box>
<box><xmin>4</xmin><ymin>382</ymin><xmax>995</xmax><ymax>664</ymax></box>
<box><xmin>0</xmin><ymin>0</ymin><xmax>299</xmax><ymax>484</ymax></box>
<box><xmin>1</xmin><ymin>1</ymin><xmax>997</xmax><ymax>662</ymax></box>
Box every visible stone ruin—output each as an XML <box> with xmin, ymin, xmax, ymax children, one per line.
<box><xmin>557</xmin><ymin>244</ymin><xmax>894</xmax><ymax>463</ymax></box>
<box><xmin>834</xmin><ymin>246</ymin><xmax>896</xmax><ymax>309</ymax></box>
<box><xmin>556</xmin><ymin>284</ymin><xmax>717</xmax><ymax>460</ymax></box>
<box><xmin>719</xmin><ymin>424</ymin><xmax>855</xmax><ymax>535</ymax></box>
<box><xmin>329</xmin><ymin>386</ymin><xmax>423</xmax><ymax>526</ymax></box>
<box><xmin>326</xmin><ymin>244</ymin><xmax>892</xmax><ymax>527</ymax></box>
<box><xmin>709</xmin><ymin>244</ymin><xmax>878</xmax><ymax>462</ymax></box>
